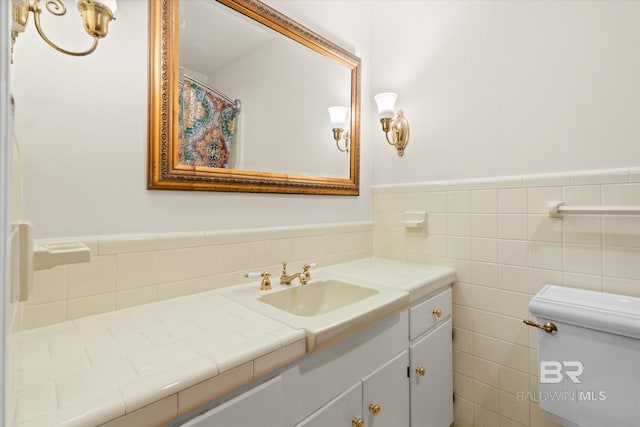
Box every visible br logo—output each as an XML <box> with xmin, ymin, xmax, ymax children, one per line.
<box><xmin>540</xmin><ymin>361</ymin><xmax>584</xmax><ymax>384</ymax></box>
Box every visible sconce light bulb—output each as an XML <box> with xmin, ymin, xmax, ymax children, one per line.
<box><xmin>374</xmin><ymin>92</ymin><xmax>397</xmax><ymax>119</ymax></box>
<box><xmin>328</xmin><ymin>106</ymin><xmax>348</xmax><ymax>128</ymax></box>
<box><xmin>103</xmin><ymin>0</ymin><xmax>118</xmax><ymax>14</ymax></box>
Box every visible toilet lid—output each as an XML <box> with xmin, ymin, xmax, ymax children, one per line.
<box><xmin>529</xmin><ymin>285</ymin><xmax>640</xmax><ymax>340</ymax></box>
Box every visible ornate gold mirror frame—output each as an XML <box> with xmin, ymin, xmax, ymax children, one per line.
<box><xmin>148</xmin><ymin>0</ymin><xmax>361</xmax><ymax>195</ymax></box>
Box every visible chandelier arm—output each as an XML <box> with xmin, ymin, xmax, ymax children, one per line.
<box><xmin>43</xmin><ymin>0</ymin><xmax>66</xmax><ymax>16</ymax></box>
<box><xmin>32</xmin><ymin>5</ymin><xmax>99</xmax><ymax>56</ymax></box>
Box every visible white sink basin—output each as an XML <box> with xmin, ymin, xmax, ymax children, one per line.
<box><xmin>259</xmin><ymin>279</ymin><xmax>378</xmax><ymax>316</ymax></box>
<box><xmin>222</xmin><ymin>272</ymin><xmax>409</xmax><ymax>352</ymax></box>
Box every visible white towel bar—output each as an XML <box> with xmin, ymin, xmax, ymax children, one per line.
<box><xmin>548</xmin><ymin>201</ymin><xmax>640</xmax><ymax>218</ymax></box>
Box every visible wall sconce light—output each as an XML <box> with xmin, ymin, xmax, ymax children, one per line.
<box><xmin>11</xmin><ymin>0</ymin><xmax>117</xmax><ymax>57</ymax></box>
<box><xmin>374</xmin><ymin>92</ymin><xmax>410</xmax><ymax>157</ymax></box>
<box><xmin>328</xmin><ymin>106</ymin><xmax>350</xmax><ymax>153</ymax></box>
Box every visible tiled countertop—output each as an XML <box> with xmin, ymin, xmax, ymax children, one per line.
<box><xmin>9</xmin><ymin>258</ymin><xmax>455</xmax><ymax>427</ymax></box>
<box><xmin>323</xmin><ymin>257</ymin><xmax>456</xmax><ymax>303</ymax></box>
<box><xmin>10</xmin><ymin>292</ymin><xmax>306</xmax><ymax>427</ymax></box>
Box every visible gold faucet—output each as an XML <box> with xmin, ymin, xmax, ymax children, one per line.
<box><xmin>280</xmin><ymin>261</ymin><xmax>301</xmax><ymax>285</ymax></box>
<box><xmin>245</xmin><ymin>271</ymin><xmax>272</xmax><ymax>291</ymax></box>
<box><xmin>280</xmin><ymin>261</ymin><xmax>315</xmax><ymax>285</ymax></box>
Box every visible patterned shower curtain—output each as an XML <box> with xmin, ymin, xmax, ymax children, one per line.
<box><xmin>178</xmin><ymin>79</ymin><xmax>239</xmax><ymax>169</ymax></box>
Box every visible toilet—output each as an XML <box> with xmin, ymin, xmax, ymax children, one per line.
<box><xmin>527</xmin><ymin>285</ymin><xmax>640</xmax><ymax>427</ymax></box>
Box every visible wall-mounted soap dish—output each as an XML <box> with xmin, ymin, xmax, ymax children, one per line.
<box><xmin>15</xmin><ymin>221</ymin><xmax>91</xmax><ymax>302</ymax></box>
<box><xmin>34</xmin><ymin>241</ymin><xmax>91</xmax><ymax>271</ymax></box>
<box><xmin>403</xmin><ymin>211</ymin><xmax>427</xmax><ymax>231</ymax></box>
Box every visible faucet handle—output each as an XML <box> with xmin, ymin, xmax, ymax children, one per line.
<box><xmin>301</xmin><ymin>262</ymin><xmax>317</xmax><ymax>285</ymax></box>
<box><xmin>281</xmin><ymin>261</ymin><xmax>288</xmax><ymax>274</ymax></box>
<box><xmin>302</xmin><ymin>263</ymin><xmax>317</xmax><ymax>276</ymax></box>
<box><xmin>303</xmin><ymin>262</ymin><xmax>317</xmax><ymax>271</ymax></box>
<box><xmin>245</xmin><ymin>271</ymin><xmax>272</xmax><ymax>291</ymax></box>
<box><xmin>245</xmin><ymin>272</ymin><xmax>262</xmax><ymax>279</ymax></box>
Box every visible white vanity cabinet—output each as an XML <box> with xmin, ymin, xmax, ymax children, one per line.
<box><xmin>181</xmin><ymin>376</ymin><xmax>283</xmax><ymax>427</ymax></box>
<box><xmin>282</xmin><ymin>310</ymin><xmax>409</xmax><ymax>426</ymax></box>
<box><xmin>295</xmin><ymin>382</ymin><xmax>363</xmax><ymax>427</ymax></box>
<box><xmin>362</xmin><ymin>350</ymin><xmax>410</xmax><ymax>426</ymax></box>
<box><xmin>296</xmin><ymin>350</ymin><xmax>410</xmax><ymax>427</ymax></box>
<box><xmin>289</xmin><ymin>286</ymin><xmax>453</xmax><ymax>427</ymax></box>
<box><xmin>175</xmin><ymin>285</ymin><xmax>453</xmax><ymax>427</ymax></box>
<box><xmin>408</xmin><ymin>288</ymin><xmax>453</xmax><ymax>427</ymax></box>
<box><xmin>410</xmin><ymin>320</ymin><xmax>453</xmax><ymax>427</ymax></box>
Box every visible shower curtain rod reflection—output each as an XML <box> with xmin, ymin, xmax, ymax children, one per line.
<box><xmin>179</xmin><ymin>72</ymin><xmax>241</xmax><ymax>112</ymax></box>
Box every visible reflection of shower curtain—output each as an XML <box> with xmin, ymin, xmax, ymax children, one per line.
<box><xmin>178</xmin><ymin>79</ymin><xmax>239</xmax><ymax>169</ymax></box>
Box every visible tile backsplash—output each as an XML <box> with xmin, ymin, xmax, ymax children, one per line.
<box><xmin>22</xmin><ymin>222</ymin><xmax>372</xmax><ymax>329</ymax></box>
<box><xmin>372</xmin><ymin>166</ymin><xmax>640</xmax><ymax>427</ymax></box>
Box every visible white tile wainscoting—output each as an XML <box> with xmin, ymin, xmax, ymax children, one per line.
<box><xmin>372</xmin><ymin>167</ymin><xmax>640</xmax><ymax>427</ymax></box>
<box><xmin>19</xmin><ymin>222</ymin><xmax>372</xmax><ymax>330</ymax></box>
<box><xmin>11</xmin><ymin>166</ymin><xmax>640</xmax><ymax>427</ymax></box>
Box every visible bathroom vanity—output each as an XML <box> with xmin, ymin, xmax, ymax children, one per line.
<box><xmin>176</xmin><ymin>259</ymin><xmax>455</xmax><ymax>427</ymax></box>
<box><xmin>178</xmin><ymin>290</ymin><xmax>452</xmax><ymax>427</ymax></box>
<box><xmin>9</xmin><ymin>258</ymin><xmax>455</xmax><ymax>427</ymax></box>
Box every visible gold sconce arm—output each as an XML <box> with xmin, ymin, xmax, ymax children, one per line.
<box><xmin>332</xmin><ymin>128</ymin><xmax>350</xmax><ymax>153</ymax></box>
<box><xmin>380</xmin><ymin>110</ymin><xmax>410</xmax><ymax>157</ymax></box>
<box><xmin>31</xmin><ymin>1</ymin><xmax>99</xmax><ymax>57</ymax></box>
<box><xmin>12</xmin><ymin>0</ymin><xmax>115</xmax><ymax>58</ymax></box>
<box><xmin>328</xmin><ymin>106</ymin><xmax>350</xmax><ymax>153</ymax></box>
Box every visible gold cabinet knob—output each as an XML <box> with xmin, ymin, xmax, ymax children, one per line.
<box><xmin>369</xmin><ymin>404</ymin><xmax>382</xmax><ymax>416</ymax></box>
<box><xmin>415</xmin><ymin>366</ymin><xmax>426</xmax><ymax>376</ymax></box>
<box><xmin>352</xmin><ymin>418</ymin><xmax>364</xmax><ymax>427</ymax></box>
<box><xmin>433</xmin><ymin>308</ymin><xmax>443</xmax><ymax>317</ymax></box>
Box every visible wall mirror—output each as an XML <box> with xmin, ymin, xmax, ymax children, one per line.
<box><xmin>148</xmin><ymin>0</ymin><xmax>361</xmax><ymax>195</ymax></box>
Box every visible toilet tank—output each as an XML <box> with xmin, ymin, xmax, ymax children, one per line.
<box><xmin>528</xmin><ymin>285</ymin><xmax>640</xmax><ymax>427</ymax></box>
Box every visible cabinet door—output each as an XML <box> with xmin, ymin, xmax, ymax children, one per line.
<box><xmin>410</xmin><ymin>319</ymin><xmax>453</xmax><ymax>427</ymax></box>
<box><xmin>182</xmin><ymin>376</ymin><xmax>282</xmax><ymax>427</ymax></box>
<box><xmin>296</xmin><ymin>382</ymin><xmax>363</xmax><ymax>427</ymax></box>
<box><xmin>362</xmin><ymin>350</ymin><xmax>410</xmax><ymax>427</ymax></box>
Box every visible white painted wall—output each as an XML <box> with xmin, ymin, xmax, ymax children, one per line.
<box><xmin>370</xmin><ymin>0</ymin><xmax>640</xmax><ymax>184</ymax></box>
<box><xmin>11</xmin><ymin>0</ymin><xmax>638</xmax><ymax>237</ymax></box>
<box><xmin>9</xmin><ymin>0</ymin><xmax>373</xmax><ymax>239</ymax></box>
